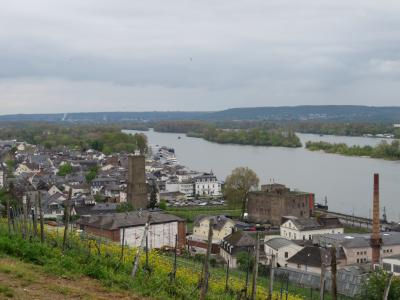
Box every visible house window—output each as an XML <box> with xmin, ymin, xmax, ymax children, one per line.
<box><xmin>297</xmin><ymin>264</ymin><xmax>301</xmax><ymax>269</ymax></box>
<box><xmin>308</xmin><ymin>235</ymin><xmax>312</xmax><ymax>240</ymax></box>
<box><xmin>357</xmin><ymin>259</ymin><xmax>359</xmax><ymax>263</ymax></box>
<box><xmin>285</xmin><ymin>252</ymin><xmax>288</xmax><ymax>258</ymax></box>
<box><xmin>357</xmin><ymin>251</ymin><xmax>359</xmax><ymax>255</ymax></box>
<box><xmin>394</xmin><ymin>265</ymin><xmax>400</xmax><ymax>273</ymax></box>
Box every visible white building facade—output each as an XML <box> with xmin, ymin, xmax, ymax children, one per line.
<box><xmin>280</xmin><ymin>217</ymin><xmax>344</xmax><ymax>241</ymax></box>
<box><xmin>165</xmin><ymin>181</ymin><xmax>194</xmax><ymax>198</ymax></box>
<box><xmin>195</xmin><ymin>173</ymin><xmax>221</xmax><ymax>197</ymax></box>
<box><xmin>124</xmin><ymin>222</ymin><xmax>178</xmax><ymax>249</ymax></box>
<box><xmin>0</xmin><ymin>165</ymin><xmax>5</xmax><ymax>188</ymax></box>
<box><xmin>264</xmin><ymin>237</ymin><xmax>303</xmax><ymax>267</ymax></box>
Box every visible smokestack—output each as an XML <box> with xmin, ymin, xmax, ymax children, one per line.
<box><xmin>371</xmin><ymin>173</ymin><xmax>381</xmax><ymax>266</ymax></box>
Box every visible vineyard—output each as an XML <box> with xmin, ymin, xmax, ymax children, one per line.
<box><xmin>0</xmin><ymin>219</ymin><xmax>308</xmax><ymax>300</ymax></box>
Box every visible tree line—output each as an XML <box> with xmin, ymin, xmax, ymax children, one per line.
<box><xmin>0</xmin><ymin>123</ymin><xmax>148</xmax><ymax>155</ymax></box>
<box><xmin>306</xmin><ymin>140</ymin><xmax>400</xmax><ymax>160</ymax></box>
<box><xmin>153</xmin><ymin>121</ymin><xmax>301</xmax><ymax>148</ymax></box>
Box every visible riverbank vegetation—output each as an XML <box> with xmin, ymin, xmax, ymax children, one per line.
<box><xmin>0</xmin><ymin>123</ymin><xmax>148</xmax><ymax>154</ymax></box>
<box><xmin>306</xmin><ymin>140</ymin><xmax>400</xmax><ymax>160</ymax></box>
<box><xmin>154</xmin><ymin>121</ymin><xmax>302</xmax><ymax>147</ymax></box>
<box><xmin>294</xmin><ymin>121</ymin><xmax>400</xmax><ymax>138</ymax></box>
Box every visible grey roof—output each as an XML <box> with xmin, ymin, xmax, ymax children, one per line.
<box><xmin>91</xmin><ymin>203</ymin><xmax>118</xmax><ymax>211</ymax></box>
<box><xmin>193</xmin><ymin>215</ymin><xmax>247</xmax><ymax>231</ymax></box>
<box><xmin>287</xmin><ymin>246</ymin><xmax>323</xmax><ymax>267</ymax></box>
<box><xmin>265</xmin><ymin>237</ymin><xmax>298</xmax><ymax>250</ymax></box>
<box><xmin>223</xmin><ymin>230</ymin><xmax>256</xmax><ymax>247</ymax></box>
<box><xmin>92</xmin><ymin>177</ymin><xmax>118</xmax><ymax>183</ymax></box>
<box><xmin>285</xmin><ymin>216</ymin><xmax>343</xmax><ymax>231</ymax></box>
<box><xmin>315</xmin><ymin>232</ymin><xmax>400</xmax><ymax>249</ymax></box>
<box><xmin>77</xmin><ymin>210</ymin><xmax>184</xmax><ymax>230</ymax></box>
<box><xmin>194</xmin><ymin>215</ymin><xmax>230</xmax><ymax>228</ymax></box>
<box><xmin>383</xmin><ymin>254</ymin><xmax>400</xmax><ymax>260</ymax></box>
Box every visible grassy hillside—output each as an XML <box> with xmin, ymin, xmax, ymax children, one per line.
<box><xmin>0</xmin><ymin>256</ymin><xmax>145</xmax><ymax>299</ymax></box>
<box><xmin>0</xmin><ymin>220</ymin><xmax>306</xmax><ymax>300</ymax></box>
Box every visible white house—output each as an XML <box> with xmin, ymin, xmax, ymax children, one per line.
<box><xmin>280</xmin><ymin>216</ymin><xmax>343</xmax><ymax>241</ymax></box>
<box><xmin>188</xmin><ymin>215</ymin><xmax>245</xmax><ymax>254</ymax></box>
<box><xmin>14</xmin><ymin>162</ymin><xmax>40</xmax><ymax>176</ymax></box>
<box><xmin>0</xmin><ymin>164</ymin><xmax>6</xmax><ymax>188</ymax></box>
<box><xmin>77</xmin><ymin>211</ymin><xmax>186</xmax><ymax>249</ymax></box>
<box><xmin>193</xmin><ymin>215</ymin><xmax>237</xmax><ymax>242</ymax></box>
<box><xmin>382</xmin><ymin>254</ymin><xmax>400</xmax><ymax>275</ymax></box>
<box><xmin>264</xmin><ymin>237</ymin><xmax>303</xmax><ymax>267</ymax></box>
<box><xmin>194</xmin><ymin>173</ymin><xmax>221</xmax><ymax>198</ymax></box>
<box><xmin>48</xmin><ymin>185</ymin><xmax>63</xmax><ymax>196</ymax></box>
<box><xmin>165</xmin><ymin>181</ymin><xmax>194</xmax><ymax>198</ymax></box>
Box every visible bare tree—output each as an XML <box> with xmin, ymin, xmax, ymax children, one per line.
<box><xmin>224</xmin><ymin>167</ymin><xmax>259</xmax><ymax>219</ymax></box>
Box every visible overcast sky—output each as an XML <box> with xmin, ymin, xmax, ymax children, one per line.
<box><xmin>1</xmin><ymin>0</ymin><xmax>400</xmax><ymax>114</ymax></box>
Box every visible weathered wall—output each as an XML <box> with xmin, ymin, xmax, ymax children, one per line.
<box><xmin>247</xmin><ymin>192</ymin><xmax>314</xmax><ymax>225</ymax></box>
<box><xmin>84</xmin><ymin>226</ymin><xmax>120</xmax><ymax>242</ymax></box>
<box><xmin>124</xmin><ymin>222</ymin><xmax>179</xmax><ymax>249</ymax></box>
<box><xmin>127</xmin><ymin>155</ymin><xmax>148</xmax><ymax>209</ymax></box>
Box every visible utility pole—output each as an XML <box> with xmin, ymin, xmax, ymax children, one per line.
<box><xmin>319</xmin><ymin>248</ymin><xmax>327</xmax><ymax>300</ymax></box>
<box><xmin>170</xmin><ymin>234</ymin><xmax>178</xmax><ymax>283</ymax></box>
<box><xmin>6</xmin><ymin>197</ymin><xmax>11</xmax><ymax>235</ymax></box>
<box><xmin>145</xmin><ymin>233</ymin><xmax>149</xmax><ymax>272</ymax></box>
<box><xmin>330</xmin><ymin>246</ymin><xmax>337</xmax><ymax>300</ymax></box>
<box><xmin>200</xmin><ymin>218</ymin><xmax>214</xmax><ymax>300</ymax></box>
<box><xmin>268</xmin><ymin>253</ymin><xmax>275</xmax><ymax>300</ymax></box>
<box><xmin>38</xmin><ymin>191</ymin><xmax>44</xmax><ymax>243</ymax></box>
<box><xmin>132</xmin><ymin>214</ymin><xmax>152</xmax><ymax>278</ymax></box>
<box><xmin>62</xmin><ymin>189</ymin><xmax>72</xmax><ymax>251</ymax></box>
<box><xmin>22</xmin><ymin>195</ymin><xmax>27</xmax><ymax>239</ymax></box>
<box><xmin>120</xmin><ymin>227</ymin><xmax>126</xmax><ymax>262</ymax></box>
<box><xmin>251</xmin><ymin>232</ymin><xmax>260</xmax><ymax>300</ymax></box>
<box><xmin>383</xmin><ymin>273</ymin><xmax>393</xmax><ymax>300</ymax></box>
<box><xmin>244</xmin><ymin>247</ymin><xmax>251</xmax><ymax>299</ymax></box>
<box><xmin>32</xmin><ymin>192</ymin><xmax>38</xmax><ymax>238</ymax></box>
<box><xmin>225</xmin><ymin>260</ymin><xmax>230</xmax><ymax>291</ymax></box>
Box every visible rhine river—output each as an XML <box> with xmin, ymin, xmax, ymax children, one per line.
<box><xmin>126</xmin><ymin>130</ymin><xmax>400</xmax><ymax>221</ymax></box>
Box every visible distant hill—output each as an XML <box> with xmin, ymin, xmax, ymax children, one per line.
<box><xmin>1</xmin><ymin>105</ymin><xmax>400</xmax><ymax>123</ymax></box>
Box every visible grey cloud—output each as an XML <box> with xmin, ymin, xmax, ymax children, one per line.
<box><xmin>1</xmin><ymin>0</ymin><xmax>400</xmax><ymax>113</ymax></box>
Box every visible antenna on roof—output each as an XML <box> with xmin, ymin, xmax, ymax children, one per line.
<box><xmin>383</xmin><ymin>206</ymin><xmax>387</xmax><ymax>223</ymax></box>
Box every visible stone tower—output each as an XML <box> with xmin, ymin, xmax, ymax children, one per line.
<box><xmin>127</xmin><ymin>155</ymin><xmax>148</xmax><ymax>209</ymax></box>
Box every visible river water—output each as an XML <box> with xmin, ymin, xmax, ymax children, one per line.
<box><xmin>126</xmin><ymin>130</ymin><xmax>400</xmax><ymax>221</ymax></box>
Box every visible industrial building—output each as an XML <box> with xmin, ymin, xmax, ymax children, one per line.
<box><xmin>247</xmin><ymin>183</ymin><xmax>314</xmax><ymax>225</ymax></box>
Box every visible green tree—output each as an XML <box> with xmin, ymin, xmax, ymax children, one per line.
<box><xmin>85</xmin><ymin>166</ymin><xmax>99</xmax><ymax>183</ymax></box>
<box><xmin>159</xmin><ymin>200</ymin><xmax>167</xmax><ymax>210</ymax></box>
<box><xmin>224</xmin><ymin>167</ymin><xmax>259</xmax><ymax>219</ymax></box>
<box><xmin>357</xmin><ymin>270</ymin><xmax>400</xmax><ymax>300</ymax></box>
<box><xmin>90</xmin><ymin>140</ymin><xmax>104</xmax><ymax>151</ymax></box>
<box><xmin>148</xmin><ymin>180</ymin><xmax>158</xmax><ymax>209</ymax></box>
<box><xmin>116</xmin><ymin>202</ymin><xmax>134</xmax><ymax>213</ymax></box>
<box><xmin>236</xmin><ymin>250</ymin><xmax>254</xmax><ymax>272</ymax></box>
<box><xmin>57</xmin><ymin>163</ymin><xmax>73</xmax><ymax>176</ymax></box>
<box><xmin>135</xmin><ymin>133</ymin><xmax>148</xmax><ymax>155</ymax></box>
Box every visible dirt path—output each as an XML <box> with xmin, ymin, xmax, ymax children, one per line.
<box><xmin>0</xmin><ymin>257</ymin><xmax>147</xmax><ymax>300</ymax></box>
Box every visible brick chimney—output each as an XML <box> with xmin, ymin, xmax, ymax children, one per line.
<box><xmin>371</xmin><ymin>173</ymin><xmax>382</xmax><ymax>266</ymax></box>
